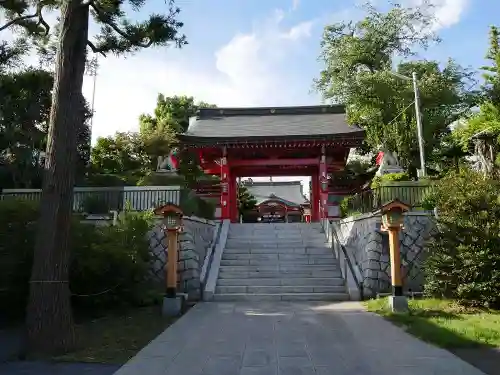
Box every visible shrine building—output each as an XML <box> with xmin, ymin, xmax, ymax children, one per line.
<box><xmin>240</xmin><ymin>180</ymin><xmax>311</xmax><ymax>223</ymax></box>
<box><xmin>178</xmin><ymin>105</ymin><xmax>365</xmax><ymax>222</ymax></box>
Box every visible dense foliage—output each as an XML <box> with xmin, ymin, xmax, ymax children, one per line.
<box><xmin>316</xmin><ymin>3</ymin><xmax>477</xmax><ymax>176</ymax></box>
<box><xmin>423</xmin><ymin>169</ymin><xmax>500</xmax><ymax>308</ymax></box>
<box><xmin>89</xmin><ymin>95</ymin><xmax>216</xmax><ymax>187</ymax></box>
<box><xmin>0</xmin><ymin>200</ymin><xmax>156</xmax><ymax>321</ymax></box>
<box><xmin>0</xmin><ymin>41</ymin><xmax>91</xmax><ymax>189</ymax></box>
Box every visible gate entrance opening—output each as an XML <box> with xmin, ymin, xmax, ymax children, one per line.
<box><xmin>178</xmin><ymin>105</ymin><xmax>365</xmax><ymax>222</ymax></box>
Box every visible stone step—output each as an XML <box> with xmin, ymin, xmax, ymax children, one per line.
<box><xmin>212</xmin><ymin>293</ymin><xmax>350</xmax><ymax>302</ymax></box>
<box><xmin>220</xmin><ymin>258</ymin><xmax>336</xmax><ymax>266</ymax></box>
<box><xmin>218</xmin><ymin>270</ymin><xmax>343</xmax><ymax>278</ymax></box>
<box><xmin>219</xmin><ymin>264</ymin><xmax>339</xmax><ymax>272</ymax></box>
<box><xmin>215</xmin><ymin>285</ymin><xmax>346</xmax><ymax>294</ymax></box>
<box><xmin>225</xmin><ymin>240</ymin><xmax>328</xmax><ymax>247</ymax></box>
<box><xmin>223</xmin><ymin>247</ymin><xmax>332</xmax><ymax>255</ymax></box>
<box><xmin>217</xmin><ymin>277</ymin><xmax>345</xmax><ymax>287</ymax></box>
<box><xmin>221</xmin><ymin>253</ymin><xmax>335</xmax><ymax>261</ymax></box>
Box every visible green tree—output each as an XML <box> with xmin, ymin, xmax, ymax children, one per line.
<box><xmin>237</xmin><ymin>185</ymin><xmax>257</xmax><ymax>216</ymax></box>
<box><xmin>1</xmin><ymin>0</ymin><xmax>186</xmax><ymax>355</ymax></box>
<box><xmin>0</xmin><ymin>41</ymin><xmax>90</xmax><ymax>188</ymax></box>
<box><xmin>453</xmin><ymin>26</ymin><xmax>500</xmax><ymax>176</ymax></box>
<box><xmin>89</xmin><ymin>132</ymin><xmax>148</xmax><ymax>183</ymax></box>
<box><xmin>139</xmin><ymin>95</ymin><xmax>216</xmax><ymax>185</ymax></box>
<box><xmin>315</xmin><ymin>3</ymin><xmax>476</xmax><ymax>175</ymax></box>
<box><xmin>481</xmin><ymin>26</ymin><xmax>500</xmax><ymax>106</ymax></box>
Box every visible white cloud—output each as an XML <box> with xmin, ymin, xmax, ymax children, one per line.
<box><xmin>84</xmin><ymin>7</ymin><xmax>319</xmax><ymax>143</ymax></box>
<box><xmin>406</xmin><ymin>0</ymin><xmax>469</xmax><ymax>31</ymax></box>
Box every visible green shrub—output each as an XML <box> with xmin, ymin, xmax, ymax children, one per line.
<box><xmin>80</xmin><ymin>193</ymin><xmax>112</xmax><ymax>214</ymax></box>
<box><xmin>70</xmin><ymin>209</ymin><xmax>156</xmax><ymax>312</ymax></box>
<box><xmin>370</xmin><ymin>172</ymin><xmax>410</xmax><ymax>189</ymax></box>
<box><xmin>0</xmin><ymin>199</ymin><xmax>39</xmax><ymax>321</ymax></box>
<box><xmin>179</xmin><ymin>189</ymin><xmax>215</xmax><ymax>219</ymax></box>
<box><xmin>424</xmin><ymin>168</ymin><xmax>500</xmax><ymax>308</ymax></box>
<box><xmin>339</xmin><ymin>196</ymin><xmax>352</xmax><ymax>217</ymax></box>
<box><xmin>0</xmin><ymin>201</ymin><xmax>157</xmax><ymax>320</ymax></box>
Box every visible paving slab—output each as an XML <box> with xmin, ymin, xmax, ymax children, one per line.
<box><xmin>112</xmin><ymin>301</ymin><xmax>487</xmax><ymax>375</ymax></box>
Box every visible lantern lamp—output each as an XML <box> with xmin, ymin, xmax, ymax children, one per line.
<box><xmin>154</xmin><ymin>203</ymin><xmax>183</xmax><ymax>230</ymax></box>
<box><xmin>376</xmin><ymin>199</ymin><xmax>410</xmax><ymax>231</ymax></box>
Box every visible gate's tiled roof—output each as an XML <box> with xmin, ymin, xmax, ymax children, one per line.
<box><xmin>178</xmin><ymin>105</ymin><xmax>364</xmax><ymax>144</ymax></box>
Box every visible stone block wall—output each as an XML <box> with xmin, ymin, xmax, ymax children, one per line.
<box><xmin>336</xmin><ymin>212</ymin><xmax>436</xmax><ymax>297</ymax></box>
<box><xmin>147</xmin><ymin>216</ymin><xmax>217</xmax><ymax>300</ymax></box>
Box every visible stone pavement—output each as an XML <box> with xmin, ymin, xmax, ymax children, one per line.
<box><xmin>114</xmin><ymin>301</ymin><xmax>486</xmax><ymax>375</ymax></box>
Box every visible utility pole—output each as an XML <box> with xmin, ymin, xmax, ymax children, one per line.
<box><xmin>389</xmin><ymin>70</ymin><xmax>427</xmax><ymax>178</ymax></box>
<box><xmin>412</xmin><ymin>72</ymin><xmax>426</xmax><ymax>177</ymax></box>
<box><xmin>89</xmin><ymin>56</ymin><xmax>98</xmax><ymax>137</ymax></box>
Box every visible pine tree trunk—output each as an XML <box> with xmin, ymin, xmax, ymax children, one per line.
<box><xmin>25</xmin><ymin>0</ymin><xmax>89</xmax><ymax>355</ymax></box>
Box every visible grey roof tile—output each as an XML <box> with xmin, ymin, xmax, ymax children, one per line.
<box><xmin>181</xmin><ymin>105</ymin><xmax>364</xmax><ymax>141</ymax></box>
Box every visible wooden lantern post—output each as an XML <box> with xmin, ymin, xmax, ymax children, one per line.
<box><xmin>154</xmin><ymin>203</ymin><xmax>184</xmax><ymax>298</ymax></box>
<box><xmin>377</xmin><ymin>199</ymin><xmax>410</xmax><ymax>312</ymax></box>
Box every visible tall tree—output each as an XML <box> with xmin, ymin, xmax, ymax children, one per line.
<box><xmin>315</xmin><ymin>3</ymin><xmax>476</xmax><ymax>175</ymax></box>
<box><xmin>0</xmin><ymin>41</ymin><xmax>90</xmax><ymax>188</ymax></box>
<box><xmin>139</xmin><ymin>95</ymin><xmax>216</xmax><ymax>185</ymax></box>
<box><xmin>237</xmin><ymin>185</ymin><xmax>257</xmax><ymax>217</ymax></box>
<box><xmin>1</xmin><ymin>0</ymin><xmax>186</xmax><ymax>355</ymax></box>
<box><xmin>453</xmin><ymin>26</ymin><xmax>500</xmax><ymax>176</ymax></box>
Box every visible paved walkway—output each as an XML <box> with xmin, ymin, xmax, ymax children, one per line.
<box><xmin>114</xmin><ymin>301</ymin><xmax>486</xmax><ymax>375</ymax></box>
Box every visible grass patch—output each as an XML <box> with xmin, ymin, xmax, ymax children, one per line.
<box><xmin>365</xmin><ymin>298</ymin><xmax>500</xmax><ymax>349</ymax></box>
<box><xmin>55</xmin><ymin>305</ymin><xmax>178</xmax><ymax>364</ymax></box>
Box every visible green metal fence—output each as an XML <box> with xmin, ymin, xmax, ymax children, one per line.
<box><xmin>347</xmin><ymin>182</ymin><xmax>433</xmax><ymax>215</ymax></box>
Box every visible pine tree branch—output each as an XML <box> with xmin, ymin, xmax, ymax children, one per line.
<box><xmin>0</xmin><ymin>2</ymin><xmax>50</xmax><ymax>35</ymax></box>
<box><xmin>91</xmin><ymin>3</ymin><xmax>152</xmax><ymax>48</ymax></box>
<box><xmin>87</xmin><ymin>41</ymin><xmax>107</xmax><ymax>57</ymax></box>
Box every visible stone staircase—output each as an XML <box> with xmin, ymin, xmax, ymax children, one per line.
<box><xmin>213</xmin><ymin>222</ymin><xmax>349</xmax><ymax>301</ymax></box>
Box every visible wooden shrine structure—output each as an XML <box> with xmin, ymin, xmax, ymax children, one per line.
<box><xmin>241</xmin><ymin>180</ymin><xmax>310</xmax><ymax>222</ymax></box>
<box><xmin>178</xmin><ymin>105</ymin><xmax>365</xmax><ymax>222</ymax></box>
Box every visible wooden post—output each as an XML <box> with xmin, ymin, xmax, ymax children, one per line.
<box><xmin>166</xmin><ymin>228</ymin><xmax>179</xmax><ymax>297</ymax></box>
<box><xmin>387</xmin><ymin>228</ymin><xmax>403</xmax><ymax>296</ymax></box>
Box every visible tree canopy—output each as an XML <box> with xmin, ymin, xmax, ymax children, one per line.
<box><xmin>89</xmin><ymin>95</ymin><xmax>216</xmax><ymax>186</ymax></box>
<box><xmin>1</xmin><ymin>0</ymin><xmax>186</xmax><ymax>355</ymax></box>
<box><xmin>315</xmin><ymin>3</ymin><xmax>477</xmax><ymax>175</ymax></box>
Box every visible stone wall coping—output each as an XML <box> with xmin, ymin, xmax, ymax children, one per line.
<box><xmin>340</xmin><ymin>210</ymin><xmax>433</xmax><ymax>225</ymax></box>
<box><xmin>183</xmin><ymin>215</ymin><xmax>216</xmax><ymax>226</ymax></box>
<box><xmin>203</xmin><ymin>220</ymin><xmax>230</xmax><ymax>300</ymax></box>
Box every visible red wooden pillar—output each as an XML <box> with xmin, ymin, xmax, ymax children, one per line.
<box><xmin>311</xmin><ymin>172</ymin><xmax>319</xmax><ymax>222</ymax></box>
<box><xmin>229</xmin><ymin>176</ymin><xmax>238</xmax><ymax>223</ymax></box>
<box><xmin>319</xmin><ymin>146</ymin><xmax>329</xmax><ymax>220</ymax></box>
<box><xmin>220</xmin><ymin>147</ymin><xmax>230</xmax><ymax>221</ymax></box>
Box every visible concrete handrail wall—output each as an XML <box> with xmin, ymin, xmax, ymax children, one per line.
<box><xmin>200</xmin><ymin>221</ymin><xmax>221</xmax><ymax>285</ymax></box>
<box><xmin>202</xmin><ymin>219</ymin><xmax>230</xmax><ymax>301</ymax></box>
<box><xmin>321</xmin><ymin>218</ymin><xmax>363</xmax><ymax>300</ymax></box>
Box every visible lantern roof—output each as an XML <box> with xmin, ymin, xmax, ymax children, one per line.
<box><xmin>154</xmin><ymin>203</ymin><xmax>183</xmax><ymax>216</ymax></box>
<box><xmin>178</xmin><ymin>105</ymin><xmax>364</xmax><ymax>145</ymax></box>
<box><xmin>374</xmin><ymin>198</ymin><xmax>411</xmax><ymax>214</ymax></box>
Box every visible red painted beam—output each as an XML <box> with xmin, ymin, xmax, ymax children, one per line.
<box><xmin>230</xmin><ymin>158</ymin><xmax>319</xmax><ymax>167</ymax></box>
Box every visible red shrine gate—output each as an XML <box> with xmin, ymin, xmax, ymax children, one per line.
<box><xmin>178</xmin><ymin>105</ymin><xmax>365</xmax><ymax>222</ymax></box>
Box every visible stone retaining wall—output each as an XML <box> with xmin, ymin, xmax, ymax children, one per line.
<box><xmin>147</xmin><ymin>216</ymin><xmax>217</xmax><ymax>300</ymax></box>
<box><xmin>336</xmin><ymin>212</ymin><xmax>436</xmax><ymax>297</ymax></box>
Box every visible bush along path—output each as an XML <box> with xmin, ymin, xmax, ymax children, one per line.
<box><xmin>0</xmin><ymin>200</ymin><xmax>181</xmax><ymax>373</ymax></box>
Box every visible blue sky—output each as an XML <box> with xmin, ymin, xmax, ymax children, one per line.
<box><xmin>81</xmin><ymin>0</ymin><xmax>497</xmax><ymax>144</ymax></box>
<box><xmin>77</xmin><ymin>0</ymin><xmax>495</xmax><ymax>190</ymax></box>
